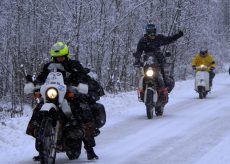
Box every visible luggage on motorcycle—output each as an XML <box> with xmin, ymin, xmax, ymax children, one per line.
<box><xmin>69</xmin><ymin>72</ymin><xmax>105</xmax><ymax>100</ymax></box>
<box><xmin>164</xmin><ymin>76</ymin><xmax>175</xmax><ymax>93</ymax></box>
<box><xmin>26</xmin><ymin>104</ymin><xmax>43</xmax><ymax>137</ymax></box>
<box><xmin>88</xmin><ymin>79</ymin><xmax>105</xmax><ymax>96</ymax></box>
<box><xmin>137</xmin><ymin>88</ymin><xmax>144</xmax><ymax>102</ymax></box>
<box><xmin>26</xmin><ymin>120</ymin><xmax>40</xmax><ymax>137</ymax></box>
<box><xmin>91</xmin><ymin>103</ymin><xmax>106</xmax><ymax>128</ymax></box>
<box><xmin>162</xmin><ymin>62</ymin><xmax>175</xmax><ymax>93</ymax></box>
<box><xmin>83</xmin><ymin>77</ymin><xmax>105</xmax><ymax>102</ymax></box>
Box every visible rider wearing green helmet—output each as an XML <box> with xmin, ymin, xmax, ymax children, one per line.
<box><xmin>50</xmin><ymin>42</ymin><xmax>70</xmax><ymax>61</ymax></box>
<box><xmin>26</xmin><ymin>42</ymin><xmax>105</xmax><ymax>161</ymax></box>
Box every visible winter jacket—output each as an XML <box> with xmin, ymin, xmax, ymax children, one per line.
<box><xmin>36</xmin><ymin>59</ymin><xmax>88</xmax><ymax>84</ymax></box>
<box><xmin>134</xmin><ymin>32</ymin><xmax>183</xmax><ymax>63</ymax></box>
<box><xmin>192</xmin><ymin>53</ymin><xmax>216</xmax><ymax>72</ymax></box>
<box><xmin>36</xmin><ymin>59</ymin><xmax>104</xmax><ymax>101</ymax></box>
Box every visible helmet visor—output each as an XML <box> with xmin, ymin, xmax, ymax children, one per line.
<box><xmin>146</xmin><ymin>28</ymin><xmax>156</xmax><ymax>35</ymax></box>
<box><xmin>200</xmin><ymin>50</ymin><xmax>208</xmax><ymax>57</ymax></box>
<box><xmin>52</xmin><ymin>44</ymin><xmax>65</xmax><ymax>53</ymax></box>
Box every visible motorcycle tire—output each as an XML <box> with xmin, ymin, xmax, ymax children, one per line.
<box><xmin>145</xmin><ymin>90</ymin><xmax>154</xmax><ymax>119</ymax></box>
<box><xmin>198</xmin><ymin>86</ymin><xmax>205</xmax><ymax>99</ymax></box>
<box><xmin>38</xmin><ymin>118</ymin><xmax>56</xmax><ymax>164</ymax></box>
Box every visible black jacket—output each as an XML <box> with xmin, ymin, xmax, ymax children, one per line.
<box><xmin>134</xmin><ymin>33</ymin><xmax>183</xmax><ymax>63</ymax></box>
<box><xmin>35</xmin><ymin>59</ymin><xmax>88</xmax><ymax>84</ymax></box>
<box><xmin>36</xmin><ymin>59</ymin><xmax>105</xmax><ymax>101</ymax></box>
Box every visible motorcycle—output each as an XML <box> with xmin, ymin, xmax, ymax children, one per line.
<box><xmin>194</xmin><ymin>64</ymin><xmax>211</xmax><ymax>99</ymax></box>
<box><xmin>24</xmin><ymin>63</ymin><xmax>90</xmax><ymax>164</ymax></box>
<box><xmin>137</xmin><ymin>56</ymin><xmax>166</xmax><ymax>119</ymax></box>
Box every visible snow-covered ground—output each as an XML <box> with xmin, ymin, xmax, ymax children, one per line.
<box><xmin>1</xmin><ymin>73</ymin><xmax>230</xmax><ymax>164</ymax></box>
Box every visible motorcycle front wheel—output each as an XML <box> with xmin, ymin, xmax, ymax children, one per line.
<box><xmin>38</xmin><ymin>118</ymin><xmax>56</xmax><ymax>164</ymax></box>
<box><xmin>198</xmin><ymin>86</ymin><xmax>205</xmax><ymax>99</ymax></box>
<box><xmin>145</xmin><ymin>90</ymin><xmax>154</xmax><ymax>119</ymax></box>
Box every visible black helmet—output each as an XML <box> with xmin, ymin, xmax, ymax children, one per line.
<box><xmin>200</xmin><ymin>48</ymin><xmax>208</xmax><ymax>57</ymax></box>
<box><xmin>145</xmin><ymin>24</ymin><xmax>156</xmax><ymax>35</ymax></box>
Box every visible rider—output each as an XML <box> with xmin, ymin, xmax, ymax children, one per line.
<box><xmin>192</xmin><ymin>48</ymin><xmax>216</xmax><ymax>87</ymax></box>
<box><xmin>133</xmin><ymin>23</ymin><xmax>183</xmax><ymax>101</ymax></box>
<box><xmin>26</xmin><ymin>42</ymin><xmax>104</xmax><ymax>161</ymax></box>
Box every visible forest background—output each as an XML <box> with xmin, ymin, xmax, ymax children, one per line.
<box><xmin>0</xmin><ymin>0</ymin><xmax>229</xmax><ymax>116</ymax></box>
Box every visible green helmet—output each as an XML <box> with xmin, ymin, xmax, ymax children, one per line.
<box><xmin>50</xmin><ymin>42</ymin><xmax>70</xmax><ymax>60</ymax></box>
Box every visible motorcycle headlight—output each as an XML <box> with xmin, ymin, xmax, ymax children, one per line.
<box><xmin>46</xmin><ymin>88</ymin><xmax>58</xmax><ymax>99</ymax></box>
<box><xmin>146</xmin><ymin>68</ymin><xmax>154</xmax><ymax>77</ymax></box>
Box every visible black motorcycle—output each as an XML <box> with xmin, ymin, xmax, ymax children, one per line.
<box><xmin>138</xmin><ymin>56</ymin><xmax>165</xmax><ymax>119</ymax></box>
<box><xmin>24</xmin><ymin>63</ymin><xmax>106</xmax><ymax>164</ymax></box>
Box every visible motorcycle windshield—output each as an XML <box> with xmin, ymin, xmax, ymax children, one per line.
<box><xmin>48</xmin><ymin>63</ymin><xmax>65</xmax><ymax>72</ymax></box>
<box><xmin>144</xmin><ymin>56</ymin><xmax>158</xmax><ymax>66</ymax></box>
<box><xmin>45</xmin><ymin>72</ymin><xmax>65</xmax><ymax>85</ymax></box>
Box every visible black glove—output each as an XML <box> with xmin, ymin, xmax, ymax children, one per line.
<box><xmin>26</xmin><ymin>75</ymin><xmax>33</xmax><ymax>82</ymax></box>
<box><xmin>210</xmin><ymin>67</ymin><xmax>215</xmax><ymax>71</ymax></box>
<box><xmin>178</xmin><ymin>30</ymin><xmax>184</xmax><ymax>37</ymax></box>
<box><xmin>192</xmin><ymin>65</ymin><xmax>196</xmax><ymax>70</ymax></box>
<box><xmin>84</xmin><ymin>68</ymin><xmax>90</xmax><ymax>73</ymax></box>
<box><xmin>133</xmin><ymin>52</ymin><xmax>138</xmax><ymax>58</ymax></box>
<box><xmin>173</xmin><ymin>30</ymin><xmax>184</xmax><ymax>40</ymax></box>
<box><xmin>133</xmin><ymin>59</ymin><xmax>141</xmax><ymax>67</ymax></box>
<box><xmin>165</xmin><ymin>51</ymin><xmax>171</xmax><ymax>57</ymax></box>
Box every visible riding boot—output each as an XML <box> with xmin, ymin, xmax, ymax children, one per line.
<box><xmin>133</xmin><ymin>58</ymin><xmax>141</xmax><ymax>67</ymax></box>
<box><xmin>85</xmin><ymin>146</ymin><xmax>99</xmax><ymax>160</ymax></box>
<box><xmin>26</xmin><ymin>120</ymin><xmax>39</xmax><ymax>137</ymax></box>
<box><xmin>33</xmin><ymin>155</ymin><xmax>40</xmax><ymax>161</ymax></box>
<box><xmin>209</xmin><ymin>80</ymin><xmax>212</xmax><ymax>88</ymax></box>
<box><xmin>66</xmin><ymin>150</ymin><xmax>81</xmax><ymax>160</ymax></box>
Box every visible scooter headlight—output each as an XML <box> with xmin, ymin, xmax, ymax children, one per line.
<box><xmin>46</xmin><ymin>88</ymin><xmax>58</xmax><ymax>99</ymax></box>
<box><xmin>200</xmin><ymin>64</ymin><xmax>205</xmax><ymax>68</ymax></box>
<box><xmin>146</xmin><ymin>68</ymin><xmax>154</xmax><ymax>77</ymax></box>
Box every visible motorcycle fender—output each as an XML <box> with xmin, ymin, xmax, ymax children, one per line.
<box><xmin>199</xmin><ymin>80</ymin><xmax>206</xmax><ymax>86</ymax></box>
<box><xmin>40</xmin><ymin>103</ymin><xmax>57</xmax><ymax>112</ymax></box>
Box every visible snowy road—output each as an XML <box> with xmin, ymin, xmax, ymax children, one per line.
<box><xmin>96</xmin><ymin>76</ymin><xmax>230</xmax><ymax>164</ymax></box>
<box><xmin>1</xmin><ymin>73</ymin><xmax>230</xmax><ymax>164</ymax></box>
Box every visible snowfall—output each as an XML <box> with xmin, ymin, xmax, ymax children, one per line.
<box><xmin>1</xmin><ymin>72</ymin><xmax>230</xmax><ymax>164</ymax></box>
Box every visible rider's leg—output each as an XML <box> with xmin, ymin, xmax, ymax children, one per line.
<box><xmin>83</xmin><ymin>137</ymin><xmax>99</xmax><ymax>160</ymax></box>
<box><xmin>157</xmin><ymin>73</ymin><xmax>168</xmax><ymax>105</ymax></box>
<box><xmin>209</xmin><ymin>71</ymin><xmax>215</xmax><ymax>87</ymax></box>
